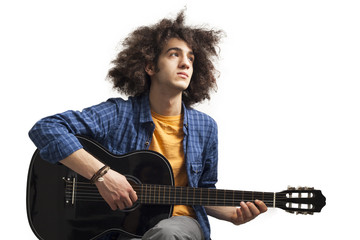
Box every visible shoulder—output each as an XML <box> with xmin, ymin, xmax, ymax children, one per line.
<box><xmin>106</xmin><ymin>95</ymin><xmax>142</xmax><ymax>111</ymax></box>
<box><xmin>186</xmin><ymin>107</ymin><xmax>218</xmax><ymax>133</ymax></box>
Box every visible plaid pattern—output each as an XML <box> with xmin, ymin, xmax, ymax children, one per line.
<box><xmin>29</xmin><ymin>94</ymin><xmax>218</xmax><ymax>240</ymax></box>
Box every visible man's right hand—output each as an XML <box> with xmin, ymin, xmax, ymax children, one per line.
<box><xmin>60</xmin><ymin>149</ymin><xmax>138</xmax><ymax>211</ymax></box>
<box><xmin>95</xmin><ymin>169</ymin><xmax>138</xmax><ymax>210</ymax></box>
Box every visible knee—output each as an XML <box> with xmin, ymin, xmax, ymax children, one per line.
<box><xmin>144</xmin><ymin>224</ymin><xmax>184</xmax><ymax>239</ymax></box>
<box><xmin>142</xmin><ymin>216</ymin><xmax>203</xmax><ymax>240</ymax></box>
<box><xmin>159</xmin><ymin>225</ymin><xmax>179</xmax><ymax>237</ymax></box>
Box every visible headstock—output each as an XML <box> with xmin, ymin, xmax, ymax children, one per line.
<box><xmin>276</xmin><ymin>186</ymin><xmax>326</xmax><ymax>215</ymax></box>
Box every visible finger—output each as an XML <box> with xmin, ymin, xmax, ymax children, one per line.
<box><xmin>117</xmin><ymin>200</ymin><xmax>126</xmax><ymax>210</ymax></box>
<box><xmin>236</xmin><ymin>207</ymin><xmax>244</xmax><ymax>224</ymax></box>
<box><xmin>130</xmin><ymin>190</ymin><xmax>138</xmax><ymax>202</ymax></box>
<box><xmin>123</xmin><ymin>196</ymin><xmax>133</xmax><ymax>208</ymax></box>
<box><xmin>108</xmin><ymin>200</ymin><xmax>118</xmax><ymax>211</ymax></box>
<box><xmin>101</xmin><ymin>193</ymin><xmax>118</xmax><ymax>210</ymax></box>
<box><xmin>255</xmin><ymin>200</ymin><xmax>268</xmax><ymax>213</ymax></box>
<box><xmin>240</xmin><ymin>201</ymin><xmax>252</xmax><ymax>218</ymax></box>
<box><xmin>246</xmin><ymin>202</ymin><xmax>260</xmax><ymax>216</ymax></box>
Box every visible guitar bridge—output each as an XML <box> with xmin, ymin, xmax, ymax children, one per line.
<box><xmin>63</xmin><ymin>177</ymin><xmax>76</xmax><ymax>205</ymax></box>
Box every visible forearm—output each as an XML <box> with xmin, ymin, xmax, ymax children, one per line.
<box><xmin>60</xmin><ymin>148</ymin><xmax>105</xmax><ymax>180</ymax></box>
<box><xmin>206</xmin><ymin>200</ymin><xmax>268</xmax><ymax>225</ymax></box>
<box><xmin>205</xmin><ymin>206</ymin><xmax>237</xmax><ymax>223</ymax></box>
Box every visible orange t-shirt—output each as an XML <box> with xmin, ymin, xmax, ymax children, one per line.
<box><xmin>149</xmin><ymin>110</ymin><xmax>196</xmax><ymax>218</ymax></box>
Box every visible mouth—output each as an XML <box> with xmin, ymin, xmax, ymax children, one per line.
<box><xmin>177</xmin><ymin>72</ymin><xmax>189</xmax><ymax>79</ymax></box>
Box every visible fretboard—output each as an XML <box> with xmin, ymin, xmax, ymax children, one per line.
<box><xmin>133</xmin><ymin>184</ymin><xmax>276</xmax><ymax>207</ymax></box>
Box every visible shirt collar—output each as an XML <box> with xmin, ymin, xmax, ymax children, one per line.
<box><xmin>182</xmin><ymin>102</ymin><xmax>189</xmax><ymax>134</ymax></box>
<box><xmin>139</xmin><ymin>94</ymin><xmax>153</xmax><ymax>124</ymax></box>
<box><xmin>138</xmin><ymin>93</ymin><xmax>190</xmax><ymax>133</ymax></box>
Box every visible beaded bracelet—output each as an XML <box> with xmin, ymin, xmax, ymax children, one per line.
<box><xmin>90</xmin><ymin>165</ymin><xmax>110</xmax><ymax>184</ymax></box>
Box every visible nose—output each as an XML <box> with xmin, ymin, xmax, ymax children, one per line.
<box><xmin>179</xmin><ymin>55</ymin><xmax>191</xmax><ymax>69</ymax></box>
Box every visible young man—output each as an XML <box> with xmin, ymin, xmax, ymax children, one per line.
<box><xmin>29</xmin><ymin>11</ymin><xmax>267</xmax><ymax>240</ymax></box>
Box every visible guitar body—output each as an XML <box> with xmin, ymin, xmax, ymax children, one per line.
<box><xmin>27</xmin><ymin>136</ymin><xmax>174</xmax><ymax>240</ymax></box>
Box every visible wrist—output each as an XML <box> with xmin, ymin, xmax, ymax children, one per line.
<box><xmin>90</xmin><ymin>165</ymin><xmax>110</xmax><ymax>184</ymax></box>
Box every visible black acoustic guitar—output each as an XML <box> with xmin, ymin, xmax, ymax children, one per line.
<box><xmin>27</xmin><ymin>136</ymin><xmax>326</xmax><ymax>240</ymax></box>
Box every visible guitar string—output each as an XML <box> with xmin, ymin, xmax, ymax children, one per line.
<box><xmin>65</xmin><ymin>190</ymin><xmax>281</xmax><ymax>202</ymax></box>
<box><xmin>65</xmin><ymin>185</ymin><xmax>287</xmax><ymax>200</ymax></box>
<box><xmin>65</xmin><ymin>188</ymin><xmax>296</xmax><ymax>204</ymax></box>
<box><xmin>64</xmin><ymin>182</ymin><xmax>305</xmax><ymax>201</ymax></box>
<box><xmin>64</xmin><ymin>184</ymin><xmax>298</xmax><ymax>203</ymax></box>
<box><xmin>64</xmin><ymin>190</ymin><xmax>278</xmax><ymax>205</ymax></box>
<box><xmin>64</xmin><ymin>187</ymin><xmax>307</xmax><ymax>207</ymax></box>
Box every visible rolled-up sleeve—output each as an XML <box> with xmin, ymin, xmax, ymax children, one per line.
<box><xmin>28</xmin><ymin>99</ymin><xmax>120</xmax><ymax>163</ymax></box>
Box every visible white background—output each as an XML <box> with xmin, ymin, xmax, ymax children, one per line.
<box><xmin>1</xmin><ymin>0</ymin><xmax>359</xmax><ymax>239</ymax></box>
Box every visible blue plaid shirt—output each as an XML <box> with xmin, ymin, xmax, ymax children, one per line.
<box><xmin>29</xmin><ymin>94</ymin><xmax>218</xmax><ymax>240</ymax></box>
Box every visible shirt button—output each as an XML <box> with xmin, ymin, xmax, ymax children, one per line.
<box><xmin>145</xmin><ymin>141</ymin><xmax>149</xmax><ymax>146</ymax></box>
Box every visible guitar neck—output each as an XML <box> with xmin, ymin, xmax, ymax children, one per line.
<box><xmin>134</xmin><ymin>184</ymin><xmax>276</xmax><ymax>207</ymax></box>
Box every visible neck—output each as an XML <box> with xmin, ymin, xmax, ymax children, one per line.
<box><xmin>149</xmin><ymin>88</ymin><xmax>183</xmax><ymax>116</ymax></box>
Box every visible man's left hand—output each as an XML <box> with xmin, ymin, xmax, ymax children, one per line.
<box><xmin>231</xmin><ymin>200</ymin><xmax>268</xmax><ymax>225</ymax></box>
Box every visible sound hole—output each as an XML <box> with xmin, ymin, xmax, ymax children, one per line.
<box><xmin>121</xmin><ymin>175</ymin><xmax>142</xmax><ymax>212</ymax></box>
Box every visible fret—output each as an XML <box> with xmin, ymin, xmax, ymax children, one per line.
<box><xmin>158</xmin><ymin>185</ymin><xmax>160</xmax><ymax>204</ymax></box>
<box><xmin>217</xmin><ymin>189</ymin><xmax>223</xmax><ymax>206</ymax></box>
<box><xmin>152</xmin><ymin>185</ymin><xmax>155</xmax><ymax>204</ymax></box>
<box><xmin>163</xmin><ymin>185</ymin><xmax>165</xmax><ymax>205</ymax></box>
<box><xmin>174</xmin><ymin>186</ymin><xmax>177</xmax><ymax>204</ymax></box>
<box><xmin>194</xmin><ymin>187</ymin><xmax>200</xmax><ymax>205</ymax></box>
<box><xmin>214</xmin><ymin>188</ymin><xmax>219</xmax><ymax>206</ymax></box>
<box><xmin>180</xmin><ymin>187</ymin><xmax>183</xmax><ymax>204</ymax></box>
<box><xmin>225</xmin><ymin>190</ymin><xmax>234</xmax><ymax>206</ymax></box>
<box><xmin>140</xmin><ymin>184</ymin><xmax>144</xmax><ymax>204</ymax></box>
<box><xmin>234</xmin><ymin>190</ymin><xmax>241</xmax><ymax>205</ymax></box>
<box><xmin>232</xmin><ymin>190</ymin><xmax>235</xmax><ymax>206</ymax></box>
<box><xmin>151</xmin><ymin>185</ymin><xmax>156</xmax><ymax>203</ymax></box>
<box><xmin>144</xmin><ymin>184</ymin><xmax>147</xmax><ymax>204</ymax></box>
<box><xmin>253</xmin><ymin>192</ymin><xmax>264</xmax><ymax>201</ymax></box>
<box><xmin>168</xmin><ymin>185</ymin><xmax>170</xmax><ymax>204</ymax></box>
<box><xmin>207</xmin><ymin>188</ymin><xmax>210</xmax><ymax>206</ymax></box>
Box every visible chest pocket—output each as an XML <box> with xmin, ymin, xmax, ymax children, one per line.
<box><xmin>189</xmin><ymin>162</ymin><xmax>203</xmax><ymax>187</ymax></box>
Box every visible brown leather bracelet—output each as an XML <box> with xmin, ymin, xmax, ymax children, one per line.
<box><xmin>90</xmin><ymin>165</ymin><xmax>110</xmax><ymax>184</ymax></box>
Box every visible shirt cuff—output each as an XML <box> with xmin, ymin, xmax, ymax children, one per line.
<box><xmin>39</xmin><ymin>135</ymin><xmax>83</xmax><ymax>163</ymax></box>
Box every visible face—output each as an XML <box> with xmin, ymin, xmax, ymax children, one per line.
<box><xmin>146</xmin><ymin>38</ymin><xmax>194</xmax><ymax>94</ymax></box>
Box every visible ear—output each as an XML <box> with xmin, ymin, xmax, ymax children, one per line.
<box><xmin>145</xmin><ymin>63</ymin><xmax>155</xmax><ymax>76</ymax></box>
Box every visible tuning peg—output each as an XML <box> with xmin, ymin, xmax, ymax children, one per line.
<box><xmin>286</xmin><ymin>210</ymin><xmax>295</xmax><ymax>214</ymax></box>
<box><xmin>297</xmin><ymin>186</ymin><xmax>314</xmax><ymax>190</ymax></box>
<box><xmin>287</xmin><ymin>186</ymin><xmax>295</xmax><ymax>190</ymax></box>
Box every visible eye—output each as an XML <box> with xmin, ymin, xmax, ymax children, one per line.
<box><xmin>169</xmin><ymin>52</ymin><xmax>179</xmax><ymax>57</ymax></box>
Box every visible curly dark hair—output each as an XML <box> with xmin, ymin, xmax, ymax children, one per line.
<box><xmin>107</xmin><ymin>10</ymin><xmax>224</xmax><ymax>107</ymax></box>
